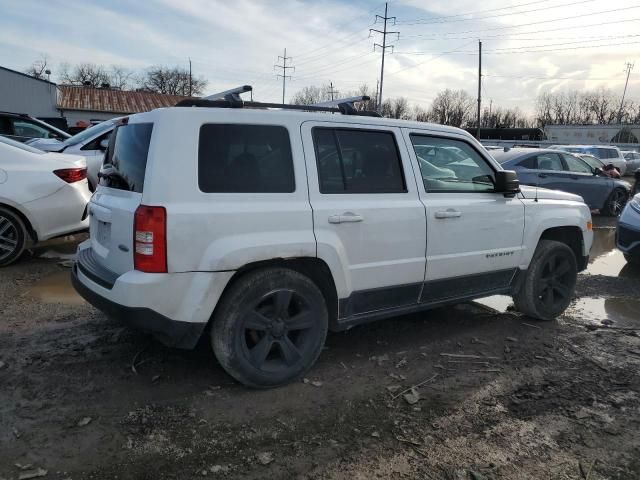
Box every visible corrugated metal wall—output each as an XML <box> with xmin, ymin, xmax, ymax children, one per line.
<box><xmin>0</xmin><ymin>67</ymin><xmax>59</xmax><ymax>117</ymax></box>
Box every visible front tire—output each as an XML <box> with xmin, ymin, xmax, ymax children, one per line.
<box><xmin>624</xmin><ymin>253</ymin><xmax>640</xmax><ymax>266</ymax></box>
<box><xmin>513</xmin><ymin>240</ymin><xmax>577</xmax><ymax>320</ymax></box>
<box><xmin>0</xmin><ymin>207</ymin><xmax>28</xmax><ymax>267</ymax></box>
<box><xmin>211</xmin><ymin>268</ymin><xmax>328</xmax><ymax>388</ymax></box>
<box><xmin>603</xmin><ymin>188</ymin><xmax>628</xmax><ymax>217</ymax></box>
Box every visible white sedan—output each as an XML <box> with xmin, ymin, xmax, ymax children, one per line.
<box><xmin>0</xmin><ymin>136</ymin><xmax>91</xmax><ymax>266</ymax></box>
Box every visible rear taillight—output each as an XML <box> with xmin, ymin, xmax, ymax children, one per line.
<box><xmin>134</xmin><ymin>205</ymin><xmax>167</xmax><ymax>273</ymax></box>
<box><xmin>54</xmin><ymin>168</ymin><xmax>87</xmax><ymax>183</ymax></box>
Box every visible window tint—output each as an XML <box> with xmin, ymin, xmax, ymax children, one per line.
<box><xmin>11</xmin><ymin>120</ymin><xmax>50</xmax><ymax>138</ymax></box>
<box><xmin>535</xmin><ymin>153</ymin><xmax>564</xmax><ymax>171</ymax></box>
<box><xmin>313</xmin><ymin>128</ymin><xmax>405</xmax><ymax>193</ymax></box>
<box><xmin>516</xmin><ymin>156</ymin><xmax>536</xmax><ymax>169</ymax></box>
<box><xmin>0</xmin><ymin>118</ymin><xmax>11</xmax><ymax>135</ymax></box>
<box><xmin>103</xmin><ymin>123</ymin><xmax>153</xmax><ymax>193</ymax></box>
<box><xmin>199</xmin><ymin>124</ymin><xmax>294</xmax><ymax>193</ymax></box>
<box><xmin>597</xmin><ymin>148</ymin><xmax>617</xmax><ymax>159</ymax></box>
<box><xmin>563</xmin><ymin>154</ymin><xmax>592</xmax><ymax>174</ymax></box>
<box><xmin>410</xmin><ymin>135</ymin><xmax>495</xmax><ymax>192</ymax></box>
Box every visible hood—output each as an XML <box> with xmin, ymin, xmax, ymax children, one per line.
<box><xmin>27</xmin><ymin>138</ymin><xmax>65</xmax><ymax>152</ymax></box>
<box><xmin>519</xmin><ymin>185</ymin><xmax>584</xmax><ymax>203</ymax></box>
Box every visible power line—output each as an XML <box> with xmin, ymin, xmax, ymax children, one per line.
<box><xmin>484</xmin><ymin>73</ymin><xmax>621</xmax><ymax>81</ymax></box>
<box><xmin>388</xmin><ymin>39</ymin><xmax>476</xmax><ymax>76</ymax></box>
<box><xmin>370</xmin><ymin>2</ymin><xmax>399</xmax><ymax>111</ymax></box>
<box><xmin>399</xmin><ymin>7</ymin><xmax>640</xmax><ymax>38</ymax></box>
<box><xmin>274</xmin><ymin>48</ymin><xmax>294</xmax><ymax>103</ymax></box>
<box><xmin>395</xmin><ymin>0</ymin><xmax>553</xmax><ymax>24</ymax></box>
<box><xmin>398</xmin><ymin>0</ymin><xmax>596</xmax><ymax>26</ymax></box>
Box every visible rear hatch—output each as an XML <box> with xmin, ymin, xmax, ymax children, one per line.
<box><xmin>88</xmin><ymin>121</ymin><xmax>153</xmax><ymax>276</ymax></box>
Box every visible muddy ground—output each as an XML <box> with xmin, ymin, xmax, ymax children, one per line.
<box><xmin>1</xmin><ymin>216</ymin><xmax>639</xmax><ymax>480</ymax></box>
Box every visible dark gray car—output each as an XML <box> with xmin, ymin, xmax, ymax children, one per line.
<box><xmin>491</xmin><ymin>148</ymin><xmax>631</xmax><ymax>216</ymax></box>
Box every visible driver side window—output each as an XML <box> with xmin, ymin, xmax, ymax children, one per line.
<box><xmin>410</xmin><ymin>134</ymin><xmax>495</xmax><ymax>192</ymax></box>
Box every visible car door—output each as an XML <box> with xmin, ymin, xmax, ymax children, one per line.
<box><xmin>561</xmin><ymin>153</ymin><xmax>612</xmax><ymax>208</ymax></box>
<box><xmin>302</xmin><ymin>122</ymin><xmax>427</xmax><ymax>318</ymax></box>
<box><xmin>530</xmin><ymin>152</ymin><xmax>573</xmax><ymax>191</ymax></box>
<box><xmin>403</xmin><ymin>129</ymin><xmax>525</xmax><ymax>301</ymax></box>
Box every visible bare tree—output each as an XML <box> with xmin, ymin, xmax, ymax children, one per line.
<box><xmin>59</xmin><ymin>62</ymin><xmax>110</xmax><ymax>87</ymax></box>
<box><xmin>24</xmin><ymin>54</ymin><xmax>49</xmax><ymax>80</ymax></box>
<box><xmin>290</xmin><ymin>85</ymin><xmax>332</xmax><ymax>105</ymax></box>
<box><xmin>138</xmin><ymin>66</ymin><xmax>206</xmax><ymax>96</ymax></box>
<box><xmin>381</xmin><ymin>97</ymin><xmax>411</xmax><ymax>119</ymax></box>
<box><xmin>108</xmin><ymin>66</ymin><xmax>134</xmax><ymax>90</ymax></box>
<box><xmin>427</xmin><ymin>89</ymin><xmax>474</xmax><ymax>127</ymax></box>
<box><xmin>534</xmin><ymin>87</ymin><xmax>633</xmax><ymax>125</ymax></box>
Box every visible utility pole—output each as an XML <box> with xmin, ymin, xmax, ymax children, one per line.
<box><xmin>328</xmin><ymin>81</ymin><xmax>338</xmax><ymax>101</ymax></box>
<box><xmin>274</xmin><ymin>48</ymin><xmax>294</xmax><ymax>104</ymax></box>
<box><xmin>188</xmin><ymin>57</ymin><xmax>192</xmax><ymax>96</ymax></box>
<box><xmin>476</xmin><ymin>40</ymin><xmax>482</xmax><ymax>140</ymax></box>
<box><xmin>617</xmin><ymin>62</ymin><xmax>634</xmax><ymax>123</ymax></box>
<box><xmin>370</xmin><ymin>2</ymin><xmax>399</xmax><ymax>114</ymax></box>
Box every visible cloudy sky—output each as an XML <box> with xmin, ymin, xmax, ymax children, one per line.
<box><xmin>1</xmin><ymin>0</ymin><xmax>639</xmax><ymax>113</ymax></box>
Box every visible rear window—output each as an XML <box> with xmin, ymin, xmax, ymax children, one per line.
<box><xmin>198</xmin><ymin>124</ymin><xmax>294</xmax><ymax>193</ymax></box>
<box><xmin>103</xmin><ymin>122</ymin><xmax>153</xmax><ymax>193</ymax></box>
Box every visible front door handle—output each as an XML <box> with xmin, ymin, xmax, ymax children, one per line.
<box><xmin>328</xmin><ymin>212</ymin><xmax>364</xmax><ymax>224</ymax></box>
<box><xmin>435</xmin><ymin>210</ymin><xmax>462</xmax><ymax>219</ymax></box>
<box><xmin>538</xmin><ymin>173</ymin><xmax>548</xmax><ymax>178</ymax></box>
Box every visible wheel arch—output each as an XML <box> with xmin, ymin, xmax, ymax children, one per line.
<box><xmin>210</xmin><ymin>256</ymin><xmax>340</xmax><ymax>331</ymax></box>
<box><xmin>539</xmin><ymin>226</ymin><xmax>584</xmax><ymax>269</ymax></box>
<box><xmin>0</xmin><ymin>201</ymin><xmax>37</xmax><ymax>243</ymax></box>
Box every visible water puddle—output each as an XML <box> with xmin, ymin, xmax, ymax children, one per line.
<box><xmin>474</xmin><ymin>295</ymin><xmax>513</xmax><ymax>313</ymax></box>
<box><xmin>26</xmin><ymin>270</ymin><xmax>85</xmax><ymax>305</ymax></box>
<box><xmin>565</xmin><ymin>297</ymin><xmax>640</xmax><ymax>328</ymax></box>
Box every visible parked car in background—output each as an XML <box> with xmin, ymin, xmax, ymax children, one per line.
<box><xmin>72</xmin><ymin>104</ymin><xmax>593</xmax><ymax>388</ymax></box>
<box><xmin>622</xmin><ymin>150</ymin><xmax>640</xmax><ymax>174</ymax></box>
<box><xmin>28</xmin><ymin>118</ymin><xmax>118</xmax><ymax>191</ymax></box>
<box><xmin>492</xmin><ymin>148</ymin><xmax>631</xmax><ymax>216</ymax></box>
<box><xmin>0</xmin><ymin>136</ymin><xmax>90</xmax><ymax>267</ymax></box>
<box><xmin>578</xmin><ymin>154</ymin><xmax>620</xmax><ymax>178</ymax></box>
<box><xmin>617</xmin><ymin>193</ymin><xmax>640</xmax><ymax>265</ymax></box>
<box><xmin>0</xmin><ymin>111</ymin><xmax>70</xmax><ymax>143</ymax></box>
<box><xmin>549</xmin><ymin>145</ymin><xmax>627</xmax><ymax>175</ymax></box>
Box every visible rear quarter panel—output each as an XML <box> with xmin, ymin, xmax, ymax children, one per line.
<box><xmin>140</xmin><ymin>109</ymin><xmax>316</xmax><ymax>273</ymax></box>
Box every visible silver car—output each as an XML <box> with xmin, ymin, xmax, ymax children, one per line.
<box><xmin>622</xmin><ymin>151</ymin><xmax>640</xmax><ymax>174</ymax></box>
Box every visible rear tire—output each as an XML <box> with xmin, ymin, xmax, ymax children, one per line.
<box><xmin>0</xmin><ymin>207</ymin><xmax>28</xmax><ymax>267</ymax></box>
<box><xmin>603</xmin><ymin>188</ymin><xmax>628</xmax><ymax>217</ymax></box>
<box><xmin>513</xmin><ymin>240</ymin><xmax>577</xmax><ymax>321</ymax></box>
<box><xmin>211</xmin><ymin>268</ymin><xmax>328</xmax><ymax>388</ymax></box>
<box><xmin>624</xmin><ymin>253</ymin><xmax>640</xmax><ymax>266</ymax></box>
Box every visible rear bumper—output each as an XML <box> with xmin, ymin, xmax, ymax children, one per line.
<box><xmin>72</xmin><ymin>263</ymin><xmax>204</xmax><ymax>348</ymax></box>
<box><xmin>72</xmin><ymin>246</ymin><xmax>234</xmax><ymax>349</ymax></box>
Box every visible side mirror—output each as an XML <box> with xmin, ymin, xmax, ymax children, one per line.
<box><xmin>494</xmin><ymin>170</ymin><xmax>520</xmax><ymax>197</ymax></box>
<box><xmin>594</xmin><ymin>167</ymin><xmax>602</xmax><ymax>176</ymax></box>
<box><xmin>99</xmin><ymin>138</ymin><xmax>109</xmax><ymax>150</ymax></box>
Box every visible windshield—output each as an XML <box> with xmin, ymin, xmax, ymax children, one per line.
<box><xmin>63</xmin><ymin>120</ymin><xmax>115</xmax><ymax>147</ymax></box>
<box><xmin>0</xmin><ymin>135</ymin><xmax>46</xmax><ymax>154</ymax></box>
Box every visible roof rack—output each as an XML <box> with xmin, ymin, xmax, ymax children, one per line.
<box><xmin>312</xmin><ymin>95</ymin><xmax>370</xmax><ymax>108</ymax></box>
<box><xmin>175</xmin><ymin>86</ymin><xmax>381</xmax><ymax>117</ymax></box>
<box><xmin>203</xmin><ymin>85</ymin><xmax>252</xmax><ymax>102</ymax></box>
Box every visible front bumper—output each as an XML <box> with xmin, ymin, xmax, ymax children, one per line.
<box><xmin>617</xmin><ymin>221</ymin><xmax>640</xmax><ymax>258</ymax></box>
<box><xmin>71</xmin><ymin>247</ymin><xmax>234</xmax><ymax>349</ymax></box>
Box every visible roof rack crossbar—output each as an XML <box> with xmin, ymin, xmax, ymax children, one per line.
<box><xmin>312</xmin><ymin>95</ymin><xmax>370</xmax><ymax>108</ymax></box>
<box><xmin>174</xmin><ymin>98</ymin><xmax>381</xmax><ymax>117</ymax></box>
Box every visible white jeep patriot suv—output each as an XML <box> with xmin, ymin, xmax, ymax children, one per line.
<box><xmin>72</xmin><ymin>98</ymin><xmax>593</xmax><ymax>388</ymax></box>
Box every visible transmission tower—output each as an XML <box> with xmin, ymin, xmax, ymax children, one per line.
<box><xmin>370</xmin><ymin>2</ymin><xmax>399</xmax><ymax>113</ymax></box>
<box><xmin>274</xmin><ymin>48</ymin><xmax>294</xmax><ymax>104</ymax></box>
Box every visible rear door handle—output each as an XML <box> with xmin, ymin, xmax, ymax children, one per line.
<box><xmin>328</xmin><ymin>212</ymin><xmax>364</xmax><ymax>224</ymax></box>
<box><xmin>435</xmin><ymin>210</ymin><xmax>462</xmax><ymax>219</ymax></box>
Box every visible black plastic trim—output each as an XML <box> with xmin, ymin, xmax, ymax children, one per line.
<box><xmin>72</xmin><ymin>265</ymin><xmax>205</xmax><ymax>349</ymax></box>
<box><xmin>76</xmin><ymin>248</ymin><xmax>119</xmax><ymax>290</ymax></box>
<box><xmin>333</xmin><ymin>269</ymin><xmax>520</xmax><ymax>331</ymax></box>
